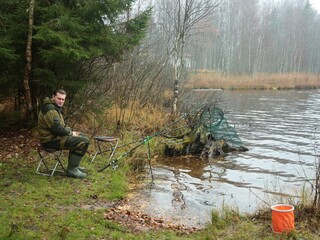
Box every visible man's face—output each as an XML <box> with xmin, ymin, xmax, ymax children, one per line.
<box><xmin>52</xmin><ymin>92</ymin><xmax>66</xmax><ymax>107</ymax></box>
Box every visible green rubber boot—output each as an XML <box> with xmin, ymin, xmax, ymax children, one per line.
<box><xmin>67</xmin><ymin>154</ymin><xmax>87</xmax><ymax>179</ymax></box>
<box><xmin>78</xmin><ymin>167</ymin><xmax>87</xmax><ymax>173</ymax></box>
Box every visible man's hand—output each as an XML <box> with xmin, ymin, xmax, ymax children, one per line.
<box><xmin>72</xmin><ymin>131</ymin><xmax>80</xmax><ymax>136</ymax></box>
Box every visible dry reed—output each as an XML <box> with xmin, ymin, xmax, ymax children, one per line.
<box><xmin>186</xmin><ymin>70</ymin><xmax>320</xmax><ymax>90</ymax></box>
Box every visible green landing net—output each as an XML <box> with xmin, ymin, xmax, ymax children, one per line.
<box><xmin>199</xmin><ymin>107</ymin><xmax>243</xmax><ymax>148</ymax></box>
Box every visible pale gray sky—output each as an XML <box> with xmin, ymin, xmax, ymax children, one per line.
<box><xmin>310</xmin><ymin>0</ymin><xmax>320</xmax><ymax>12</ymax></box>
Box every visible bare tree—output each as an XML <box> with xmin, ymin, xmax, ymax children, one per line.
<box><xmin>185</xmin><ymin>0</ymin><xmax>320</xmax><ymax>74</ymax></box>
<box><xmin>157</xmin><ymin>0</ymin><xmax>222</xmax><ymax>115</ymax></box>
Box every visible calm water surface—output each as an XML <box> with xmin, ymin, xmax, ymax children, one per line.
<box><xmin>128</xmin><ymin>89</ymin><xmax>320</xmax><ymax>227</ymax></box>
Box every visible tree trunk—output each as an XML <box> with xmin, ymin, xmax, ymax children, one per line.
<box><xmin>23</xmin><ymin>0</ymin><xmax>35</xmax><ymax>122</ymax></box>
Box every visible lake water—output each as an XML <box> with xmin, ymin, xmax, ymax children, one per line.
<box><xmin>128</xmin><ymin>89</ymin><xmax>320</xmax><ymax>228</ymax></box>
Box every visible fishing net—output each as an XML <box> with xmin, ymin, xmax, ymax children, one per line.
<box><xmin>198</xmin><ymin>106</ymin><xmax>243</xmax><ymax>148</ymax></box>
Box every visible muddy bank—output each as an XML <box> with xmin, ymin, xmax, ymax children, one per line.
<box><xmin>127</xmin><ymin>160</ymin><xmax>220</xmax><ymax>228</ymax></box>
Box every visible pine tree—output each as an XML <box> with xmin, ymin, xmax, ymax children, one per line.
<box><xmin>0</xmin><ymin>0</ymin><xmax>151</xmax><ymax>121</ymax></box>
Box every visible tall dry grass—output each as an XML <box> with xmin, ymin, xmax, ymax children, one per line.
<box><xmin>108</xmin><ymin>102</ymin><xmax>170</xmax><ymax>132</ymax></box>
<box><xmin>186</xmin><ymin>70</ymin><xmax>320</xmax><ymax>90</ymax></box>
<box><xmin>74</xmin><ymin>101</ymin><xmax>171</xmax><ymax>152</ymax></box>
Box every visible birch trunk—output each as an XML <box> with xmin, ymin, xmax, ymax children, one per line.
<box><xmin>23</xmin><ymin>0</ymin><xmax>35</xmax><ymax>121</ymax></box>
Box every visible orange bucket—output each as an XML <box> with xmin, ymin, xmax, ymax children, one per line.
<box><xmin>271</xmin><ymin>204</ymin><xmax>295</xmax><ymax>233</ymax></box>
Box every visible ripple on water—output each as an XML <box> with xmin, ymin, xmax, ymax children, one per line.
<box><xmin>129</xmin><ymin>90</ymin><xmax>319</xmax><ymax>227</ymax></box>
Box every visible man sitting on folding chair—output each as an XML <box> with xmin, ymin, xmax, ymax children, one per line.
<box><xmin>38</xmin><ymin>89</ymin><xmax>89</xmax><ymax>179</ymax></box>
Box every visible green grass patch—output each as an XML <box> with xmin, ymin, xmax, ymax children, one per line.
<box><xmin>0</xmin><ymin>155</ymin><xmax>130</xmax><ymax>239</ymax></box>
<box><xmin>1</xmin><ymin>152</ymin><xmax>320</xmax><ymax>239</ymax></box>
<box><xmin>0</xmin><ymin>155</ymin><xmax>196</xmax><ymax>239</ymax></box>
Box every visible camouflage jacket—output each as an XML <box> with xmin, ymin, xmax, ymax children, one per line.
<box><xmin>38</xmin><ymin>97</ymin><xmax>72</xmax><ymax>143</ymax></box>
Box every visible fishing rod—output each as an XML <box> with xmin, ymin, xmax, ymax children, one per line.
<box><xmin>97</xmin><ymin>111</ymin><xmax>195</xmax><ymax>172</ymax></box>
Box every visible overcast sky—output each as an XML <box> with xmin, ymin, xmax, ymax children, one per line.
<box><xmin>310</xmin><ymin>0</ymin><xmax>320</xmax><ymax>12</ymax></box>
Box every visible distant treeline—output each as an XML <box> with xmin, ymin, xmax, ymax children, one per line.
<box><xmin>186</xmin><ymin>0</ymin><xmax>320</xmax><ymax>74</ymax></box>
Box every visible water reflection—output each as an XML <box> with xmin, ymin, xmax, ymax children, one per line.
<box><xmin>128</xmin><ymin>89</ymin><xmax>320</xmax><ymax>227</ymax></box>
<box><xmin>160</xmin><ymin>156</ymin><xmax>210</xmax><ymax>179</ymax></box>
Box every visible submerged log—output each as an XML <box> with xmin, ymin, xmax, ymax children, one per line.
<box><xmin>164</xmin><ymin>137</ymin><xmax>248</xmax><ymax>158</ymax></box>
<box><xmin>163</xmin><ymin>107</ymin><xmax>248</xmax><ymax>158</ymax></box>
<box><xmin>200</xmin><ymin>139</ymin><xmax>248</xmax><ymax>158</ymax></box>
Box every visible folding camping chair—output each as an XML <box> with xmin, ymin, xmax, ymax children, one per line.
<box><xmin>36</xmin><ymin>144</ymin><xmax>66</xmax><ymax>176</ymax></box>
<box><xmin>90</xmin><ymin>136</ymin><xmax>118</xmax><ymax>169</ymax></box>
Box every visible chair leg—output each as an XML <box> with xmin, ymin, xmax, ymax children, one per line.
<box><xmin>36</xmin><ymin>148</ymin><xmax>65</xmax><ymax>176</ymax></box>
<box><xmin>90</xmin><ymin>150</ymin><xmax>100</xmax><ymax>164</ymax></box>
<box><xmin>54</xmin><ymin>151</ymin><xmax>66</xmax><ymax>172</ymax></box>
<box><xmin>36</xmin><ymin>157</ymin><xmax>49</xmax><ymax>175</ymax></box>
